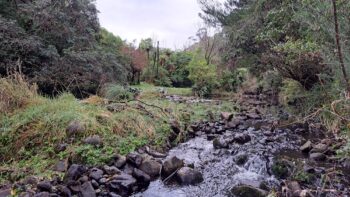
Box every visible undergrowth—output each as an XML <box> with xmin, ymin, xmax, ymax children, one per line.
<box><xmin>0</xmin><ymin>77</ymin><xmax>236</xmax><ymax>184</ymax></box>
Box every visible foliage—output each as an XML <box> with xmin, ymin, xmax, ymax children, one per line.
<box><xmin>220</xmin><ymin>68</ymin><xmax>248</xmax><ymax>92</ymax></box>
<box><xmin>0</xmin><ymin>0</ymin><xmax>129</xmax><ymax>97</ymax></box>
<box><xmin>188</xmin><ymin>50</ymin><xmax>218</xmax><ymax>97</ymax></box>
<box><xmin>104</xmin><ymin>84</ymin><xmax>133</xmax><ymax>101</ymax></box>
<box><xmin>168</xmin><ymin>51</ymin><xmax>193</xmax><ymax>87</ymax></box>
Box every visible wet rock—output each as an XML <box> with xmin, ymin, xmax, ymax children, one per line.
<box><xmin>98</xmin><ymin>178</ymin><xmax>108</xmax><ymax>185</ymax></box>
<box><xmin>66</xmin><ymin>121</ymin><xmax>85</xmax><ymax>136</ymax></box>
<box><xmin>235</xmin><ymin>154</ymin><xmax>248</xmax><ymax>165</ymax></box>
<box><xmin>139</xmin><ymin>159</ymin><xmax>162</xmax><ymax>178</ymax></box>
<box><xmin>220</xmin><ymin>112</ymin><xmax>233</xmax><ymax>121</ymax></box>
<box><xmin>126</xmin><ymin>153</ymin><xmax>143</xmax><ymax>167</ymax></box>
<box><xmin>300</xmin><ymin>140</ymin><xmax>312</xmax><ymax>153</ymax></box>
<box><xmin>122</xmin><ymin>163</ymin><xmax>135</xmax><ymax>175</ymax></box>
<box><xmin>108</xmin><ymin>173</ymin><xmax>137</xmax><ymax>196</ymax></box>
<box><xmin>145</xmin><ymin>147</ymin><xmax>166</xmax><ymax>158</ymax></box>
<box><xmin>310</xmin><ymin>143</ymin><xmax>328</xmax><ymax>153</ymax></box>
<box><xmin>34</xmin><ymin>192</ymin><xmax>50</xmax><ymax>197</ymax></box>
<box><xmin>230</xmin><ymin>185</ymin><xmax>268</xmax><ymax>197</ymax></box>
<box><xmin>37</xmin><ymin>181</ymin><xmax>52</xmax><ymax>192</ymax></box>
<box><xmin>113</xmin><ymin>154</ymin><xmax>127</xmax><ymax>168</ymax></box>
<box><xmin>91</xmin><ymin>179</ymin><xmax>99</xmax><ymax>189</ymax></box>
<box><xmin>162</xmin><ymin>156</ymin><xmax>184</xmax><ymax>177</ymax></box>
<box><xmin>213</xmin><ymin>137</ymin><xmax>229</xmax><ymax>149</ymax></box>
<box><xmin>103</xmin><ymin>165</ymin><xmax>121</xmax><ymax>175</ymax></box>
<box><xmin>64</xmin><ymin>164</ymin><xmax>87</xmax><ymax>182</ymax></box>
<box><xmin>226</xmin><ymin>119</ymin><xmax>240</xmax><ymax>129</ymax></box>
<box><xmin>80</xmin><ymin>182</ymin><xmax>96</xmax><ymax>197</ymax></box>
<box><xmin>79</xmin><ymin>175</ymin><xmax>89</xmax><ymax>183</ymax></box>
<box><xmin>23</xmin><ymin>176</ymin><xmax>38</xmax><ymax>186</ymax></box>
<box><xmin>83</xmin><ymin>135</ymin><xmax>102</xmax><ymax>146</ymax></box>
<box><xmin>57</xmin><ymin>185</ymin><xmax>72</xmax><ymax>197</ymax></box>
<box><xmin>246</xmin><ymin>113</ymin><xmax>261</xmax><ymax>119</ymax></box>
<box><xmin>207</xmin><ymin>134</ymin><xmax>216</xmax><ymax>141</ymax></box>
<box><xmin>132</xmin><ymin>168</ymin><xmax>151</xmax><ymax>185</ymax></box>
<box><xmin>89</xmin><ymin>168</ymin><xmax>103</xmax><ymax>180</ymax></box>
<box><xmin>310</xmin><ymin>153</ymin><xmax>326</xmax><ymax>161</ymax></box>
<box><xmin>108</xmin><ymin>192</ymin><xmax>122</xmax><ymax>197</ymax></box>
<box><xmin>233</xmin><ymin>133</ymin><xmax>251</xmax><ymax>144</ymax></box>
<box><xmin>53</xmin><ymin>160</ymin><xmax>68</xmax><ymax>172</ymax></box>
<box><xmin>176</xmin><ymin>167</ymin><xmax>203</xmax><ymax>185</ymax></box>
<box><xmin>67</xmin><ymin>181</ymin><xmax>81</xmax><ymax>193</ymax></box>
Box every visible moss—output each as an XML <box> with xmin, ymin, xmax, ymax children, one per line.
<box><xmin>271</xmin><ymin>160</ymin><xmax>291</xmax><ymax>179</ymax></box>
<box><xmin>293</xmin><ymin>171</ymin><xmax>316</xmax><ymax>184</ymax></box>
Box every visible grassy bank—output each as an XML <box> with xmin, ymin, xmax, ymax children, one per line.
<box><xmin>0</xmin><ymin>78</ymin><xmax>235</xmax><ymax>184</ymax></box>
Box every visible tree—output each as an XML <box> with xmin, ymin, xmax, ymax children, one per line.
<box><xmin>188</xmin><ymin>50</ymin><xmax>218</xmax><ymax>97</ymax></box>
<box><xmin>332</xmin><ymin>0</ymin><xmax>350</xmax><ymax>96</ymax></box>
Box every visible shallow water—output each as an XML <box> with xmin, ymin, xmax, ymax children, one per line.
<box><xmin>134</xmin><ymin>126</ymin><xmax>302</xmax><ymax>197</ymax></box>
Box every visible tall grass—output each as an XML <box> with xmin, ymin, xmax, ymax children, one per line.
<box><xmin>0</xmin><ymin>73</ymin><xmax>38</xmax><ymax>114</ymax></box>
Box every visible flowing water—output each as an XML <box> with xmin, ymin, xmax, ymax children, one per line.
<box><xmin>134</xmin><ymin>123</ymin><xmax>304</xmax><ymax>197</ymax></box>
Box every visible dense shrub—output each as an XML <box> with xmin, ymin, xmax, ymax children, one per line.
<box><xmin>188</xmin><ymin>51</ymin><xmax>218</xmax><ymax>97</ymax></box>
<box><xmin>0</xmin><ymin>0</ymin><xmax>129</xmax><ymax>97</ymax></box>
<box><xmin>264</xmin><ymin>40</ymin><xmax>331</xmax><ymax>90</ymax></box>
<box><xmin>105</xmin><ymin>85</ymin><xmax>133</xmax><ymax>101</ymax></box>
<box><xmin>220</xmin><ymin>68</ymin><xmax>248</xmax><ymax>92</ymax></box>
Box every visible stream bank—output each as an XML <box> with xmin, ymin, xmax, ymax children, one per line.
<box><xmin>0</xmin><ymin>91</ymin><xmax>349</xmax><ymax>197</ymax></box>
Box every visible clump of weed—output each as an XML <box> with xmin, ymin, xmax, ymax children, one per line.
<box><xmin>0</xmin><ymin>73</ymin><xmax>39</xmax><ymax>113</ymax></box>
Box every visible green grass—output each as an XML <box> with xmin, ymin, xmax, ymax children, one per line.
<box><xmin>0</xmin><ymin>82</ymin><xmax>236</xmax><ymax>184</ymax></box>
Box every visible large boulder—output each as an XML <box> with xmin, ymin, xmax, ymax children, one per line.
<box><xmin>176</xmin><ymin>167</ymin><xmax>203</xmax><ymax>185</ymax></box>
<box><xmin>139</xmin><ymin>159</ymin><xmax>162</xmax><ymax>178</ymax></box>
<box><xmin>162</xmin><ymin>156</ymin><xmax>184</xmax><ymax>177</ymax></box>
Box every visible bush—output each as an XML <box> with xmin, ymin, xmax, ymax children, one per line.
<box><xmin>188</xmin><ymin>51</ymin><xmax>218</xmax><ymax>97</ymax></box>
<box><xmin>105</xmin><ymin>84</ymin><xmax>133</xmax><ymax>101</ymax></box>
<box><xmin>0</xmin><ymin>73</ymin><xmax>38</xmax><ymax>113</ymax></box>
<box><xmin>263</xmin><ymin>39</ymin><xmax>330</xmax><ymax>90</ymax></box>
<box><xmin>220</xmin><ymin>68</ymin><xmax>248</xmax><ymax>92</ymax></box>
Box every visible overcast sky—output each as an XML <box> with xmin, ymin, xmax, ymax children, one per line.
<box><xmin>95</xmin><ymin>0</ymin><xmax>205</xmax><ymax>50</ymax></box>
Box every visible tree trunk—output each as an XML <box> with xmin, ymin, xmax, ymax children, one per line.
<box><xmin>332</xmin><ymin>0</ymin><xmax>350</xmax><ymax>96</ymax></box>
<box><xmin>156</xmin><ymin>41</ymin><xmax>160</xmax><ymax>79</ymax></box>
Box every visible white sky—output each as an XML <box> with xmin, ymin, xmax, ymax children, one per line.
<box><xmin>95</xmin><ymin>0</ymin><xmax>205</xmax><ymax>50</ymax></box>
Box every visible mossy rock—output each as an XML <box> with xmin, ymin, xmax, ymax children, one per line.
<box><xmin>230</xmin><ymin>185</ymin><xmax>268</xmax><ymax>197</ymax></box>
<box><xmin>271</xmin><ymin>159</ymin><xmax>292</xmax><ymax>179</ymax></box>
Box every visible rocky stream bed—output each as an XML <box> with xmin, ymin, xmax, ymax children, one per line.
<box><xmin>1</xmin><ymin>92</ymin><xmax>349</xmax><ymax>197</ymax></box>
